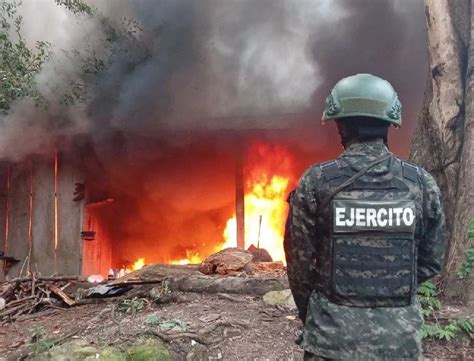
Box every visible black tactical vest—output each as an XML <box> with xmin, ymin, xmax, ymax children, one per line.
<box><xmin>315</xmin><ymin>156</ymin><xmax>422</xmax><ymax>308</ymax></box>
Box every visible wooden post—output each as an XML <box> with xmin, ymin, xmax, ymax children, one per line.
<box><xmin>235</xmin><ymin>144</ymin><xmax>245</xmax><ymax>249</ymax></box>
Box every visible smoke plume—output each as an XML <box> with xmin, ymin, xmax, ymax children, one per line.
<box><xmin>0</xmin><ymin>0</ymin><xmax>427</xmax><ymax>160</ymax></box>
<box><xmin>0</xmin><ymin>0</ymin><xmax>429</xmax><ymax>264</ymax></box>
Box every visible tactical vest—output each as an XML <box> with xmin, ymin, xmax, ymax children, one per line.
<box><xmin>315</xmin><ymin>155</ymin><xmax>422</xmax><ymax>308</ymax></box>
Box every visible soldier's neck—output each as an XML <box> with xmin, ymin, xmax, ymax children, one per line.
<box><xmin>343</xmin><ymin>138</ymin><xmax>385</xmax><ymax>149</ymax></box>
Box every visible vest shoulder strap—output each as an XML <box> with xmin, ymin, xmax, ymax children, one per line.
<box><xmin>401</xmin><ymin>161</ymin><xmax>419</xmax><ymax>183</ymax></box>
<box><xmin>320</xmin><ymin>160</ymin><xmax>342</xmax><ymax>181</ymax></box>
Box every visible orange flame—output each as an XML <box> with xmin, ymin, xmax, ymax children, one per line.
<box><xmin>131</xmin><ymin>258</ymin><xmax>146</xmax><ymax>270</ymax></box>
<box><xmin>170</xmin><ymin>251</ymin><xmax>203</xmax><ymax>265</ymax></box>
<box><xmin>129</xmin><ymin>143</ymin><xmax>294</xmax><ymax>266</ymax></box>
<box><xmin>222</xmin><ymin>143</ymin><xmax>293</xmax><ymax>263</ymax></box>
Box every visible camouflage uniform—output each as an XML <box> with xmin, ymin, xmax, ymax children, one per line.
<box><xmin>284</xmin><ymin>143</ymin><xmax>446</xmax><ymax>360</ymax></box>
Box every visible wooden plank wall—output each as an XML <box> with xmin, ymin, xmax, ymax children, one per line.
<box><xmin>3</xmin><ymin>155</ymin><xmax>85</xmax><ymax>278</ymax></box>
<box><xmin>0</xmin><ymin>163</ymin><xmax>8</xmax><ymax>281</ymax></box>
<box><xmin>57</xmin><ymin>154</ymin><xmax>84</xmax><ymax>275</ymax></box>
<box><xmin>31</xmin><ymin>158</ymin><xmax>55</xmax><ymax>275</ymax></box>
<box><xmin>7</xmin><ymin>163</ymin><xmax>31</xmax><ymax>278</ymax></box>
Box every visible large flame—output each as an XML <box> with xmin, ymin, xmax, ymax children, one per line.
<box><xmin>127</xmin><ymin>142</ymin><xmax>294</xmax><ymax>268</ymax></box>
<box><xmin>222</xmin><ymin>143</ymin><xmax>293</xmax><ymax>263</ymax></box>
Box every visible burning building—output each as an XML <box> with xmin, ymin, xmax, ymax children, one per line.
<box><xmin>0</xmin><ymin>128</ymin><xmax>308</xmax><ymax>278</ymax></box>
<box><xmin>0</xmin><ymin>0</ymin><xmax>427</xmax><ymax>280</ymax></box>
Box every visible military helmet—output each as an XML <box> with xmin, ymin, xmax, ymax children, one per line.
<box><xmin>322</xmin><ymin>73</ymin><xmax>402</xmax><ymax>127</ymax></box>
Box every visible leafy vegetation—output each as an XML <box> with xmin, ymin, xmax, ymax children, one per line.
<box><xmin>0</xmin><ymin>0</ymin><xmax>51</xmax><ymax>114</ymax></box>
<box><xmin>30</xmin><ymin>325</ymin><xmax>55</xmax><ymax>354</ymax></box>
<box><xmin>417</xmin><ymin>280</ymin><xmax>442</xmax><ymax>318</ymax></box>
<box><xmin>117</xmin><ymin>297</ymin><xmax>147</xmax><ymax>314</ymax></box>
<box><xmin>417</xmin><ymin>280</ymin><xmax>474</xmax><ymax>341</ymax></box>
<box><xmin>1</xmin><ymin>0</ymin><xmax>147</xmax><ymax>113</ymax></box>
<box><xmin>418</xmin><ymin>316</ymin><xmax>474</xmax><ymax>341</ymax></box>
<box><xmin>417</xmin><ymin>222</ymin><xmax>474</xmax><ymax>341</ymax></box>
<box><xmin>457</xmin><ymin>220</ymin><xmax>474</xmax><ymax>279</ymax></box>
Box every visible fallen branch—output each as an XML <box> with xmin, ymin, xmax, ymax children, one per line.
<box><xmin>146</xmin><ymin>329</ymin><xmax>211</xmax><ymax>345</ymax></box>
<box><xmin>48</xmin><ymin>285</ymin><xmax>75</xmax><ymax>306</ymax></box>
<box><xmin>201</xmin><ymin>320</ymin><xmax>250</xmax><ymax>335</ymax></box>
<box><xmin>166</xmin><ymin>275</ymin><xmax>289</xmax><ymax>296</ymax></box>
<box><xmin>146</xmin><ymin>319</ymin><xmax>250</xmax><ymax>347</ymax></box>
<box><xmin>217</xmin><ymin>293</ymin><xmax>246</xmax><ymax>303</ymax></box>
<box><xmin>15</xmin><ymin>309</ymin><xmax>60</xmax><ymax>322</ymax></box>
<box><xmin>0</xmin><ymin>302</ymin><xmax>33</xmax><ymax>319</ymax></box>
<box><xmin>4</xmin><ymin>295</ymin><xmax>36</xmax><ymax>308</ymax></box>
<box><xmin>7</xmin><ymin>276</ymin><xmax>80</xmax><ymax>283</ymax></box>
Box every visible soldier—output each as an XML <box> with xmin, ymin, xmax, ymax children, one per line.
<box><xmin>284</xmin><ymin>74</ymin><xmax>446</xmax><ymax>360</ymax></box>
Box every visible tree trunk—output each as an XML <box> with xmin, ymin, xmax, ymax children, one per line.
<box><xmin>165</xmin><ymin>274</ymin><xmax>289</xmax><ymax>296</ymax></box>
<box><xmin>410</xmin><ymin>0</ymin><xmax>474</xmax><ymax>302</ymax></box>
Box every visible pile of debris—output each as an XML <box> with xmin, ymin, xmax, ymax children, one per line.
<box><xmin>199</xmin><ymin>247</ymin><xmax>285</xmax><ymax>277</ymax></box>
<box><xmin>0</xmin><ymin>248</ymin><xmax>288</xmax><ymax>324</ymax></box>
<box><xmin>0</xmin><ymin>276</ymin><xmax>79</xmax><ymax>323</ymax></box>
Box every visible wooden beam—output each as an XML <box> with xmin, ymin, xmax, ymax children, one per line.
<box><xmin>0</xmin><ymin>162</ymin><xmax>8</xmax><ymax>281</ymax></box>
<box><xmin>31</xmin><ymin>158</ymin><xmax>55</xmax><ymax>276</ymax></box>
<box><xmin>57</xmin><ymin>154</ymin><xmax>84</xmax><ymax>276</ymax></box>
<box><xmin>235</xmin><ymin>146</ymin><xmax>245</xmax><ymax>249</ymax></box>
<box><xmin>7</xmin><ymin>164</ymin><xmax>30</xmax><ymax>278</ymax></box>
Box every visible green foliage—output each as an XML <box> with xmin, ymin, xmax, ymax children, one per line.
<box><xmin>54</xmin><ymin>0</ymin><xmax>94</xmax><ymax>16</ymax></box>
<box><xmin>32</xmin><ymin>339</ymin><xmax>55</xmax><ymax>355</ymax></box>
<box><xmin>417</xmin><ymin>280</ymin><xmax>442</xmax><ymax>318</ymax></box>
<box><xmin>417</xmin><ymin>281</ymin><xmax>474</xmax><ymax>341</ymax></box>
<box><xmin>30</xmin><ymin>325</ymin><xmax>45</xmax><ymax>342</ymax></box>
<box><xmin>457</xmin><ymin>317</ymin><xmax>474</xmax><ymax>334</ymax></box>
<box><xmin>156</xmin><ymin>319</ymin><xmax>188</xmax><ymax>332</ymax></box>
<box><xmin>0</xmin><ymin>0</ymin><xmax>146</xmax><ymax>113</ymax></box>
<box><xmin>457</xmin><ymin>248</ymin><xmax>474</xmax><ymax>279</ymax></box>
<box><xmin>30</xmin><ymin>326</ymin><xmax>55</xmax><ymax>354</ymax></box>
<box><xmin>117</xmin><ymin>297</ymin><xmax>146</xmax><ymax>314</ymax></box>
<box><xmin>58</xmin><ymin>12</ymin><xmax>148</xmax><ymax>107</ymax></box>
<box><xmin>468</xmin><ymin>220</ymin><xmax>474</xmax><ymax>239</ymax></box>
<box><xmin>457</xmin><ymin>221</ymin><xmax>474</xmax><ymax>279</ymax></box>
<box><xmin>419</xmin><ymin>318</ymin><xmax>474</xmax><ymax>341</ymax></box>
<box><xmin>0</xmin><ymin>0</ymin><xmax>51</xmax><ymax>114</ymax></box>
<box><xmin>145</xmin><ymin>314</ymin><xmax>188</xmax><ymax>332</ymax></box>
<box><xmin>146</xmin><ymin>314</ymin><xmax>160</xmax><ymax>326</ymax></box>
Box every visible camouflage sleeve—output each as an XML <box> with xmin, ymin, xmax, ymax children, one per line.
<box><xmin>418</xmin><ymin>169</ymin><xmax>446</xmax><ymax>284</ymax></box>
<box><xmin>284</xmin><ymin>170</ymin><xmax>318</xmax><ymax>322</ymax></box>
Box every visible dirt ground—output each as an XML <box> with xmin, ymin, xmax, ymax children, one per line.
<box><xmin>0</xmin><ymin>288</ymin><xmax>472</xmax><ymax>360</ymax></box>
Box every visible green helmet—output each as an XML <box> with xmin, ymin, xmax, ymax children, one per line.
<box><xmin>321</xmin><ymin>73</ymin><xmax>402</xmax><ymax>127</ymax></box>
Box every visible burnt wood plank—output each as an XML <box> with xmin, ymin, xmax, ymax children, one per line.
<box><xmin>31</xmin><ymin>158</ymin><xmax>55</xmax><ymax>276</ymax></box>
<box><xmin>57</xmin><ymin>155</ymin><xmax>84</xmax><ymax>276</ymax></box>
<box><xmin>0</xmin><ymin>162</ymin><xmax>8</xmax><ymax>281</ymax></box>
<box><xmin>7</xmin><ymin>163</ymin><xmax>31</xmax><ymax>278</ymax></box>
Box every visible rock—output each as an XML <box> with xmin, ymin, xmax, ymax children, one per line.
<box><xmin>199</xmin><ymin>248</ymin><xmax>254</xmax><ymax>275</ymax></box>
<box><xmin>45</xmin><ymin>341</ymin><xmax>125</xmax><ymax>361</ymax></box>
<box><xmin>126</xmin><ymin>338</ymin><xmax>171</xmax><ymax>361</ymax></box>
<box><xmin>0</xmin><ymin>297</ymin><xmax>5</xmax><ymax>311</ymax></box>
<box><xmin>43</xmin><ymin>339</ymin><xmax>170</xmax><ymax>361</ymax></box>
<box><xmin>262</xmin><ymin>289</ymin><xmax>297</xmax><ymax>310</ymax></box>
